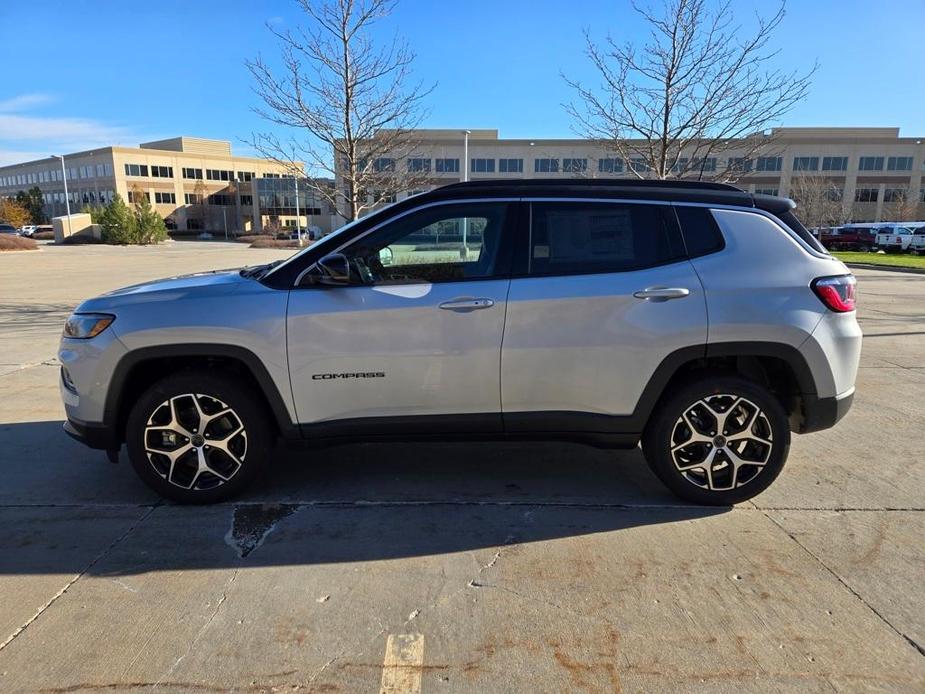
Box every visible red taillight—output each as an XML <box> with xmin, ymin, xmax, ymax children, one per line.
<box><xmin>812</xmin><ymin>275</ymin><xmax>857</xmax><ymax>312</ymax></box>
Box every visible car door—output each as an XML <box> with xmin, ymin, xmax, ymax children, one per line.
<box><xmin>287</xmin><ymin>200</ymin><xmax>515</xmax><ymax>433</ymax></box>
<box><xmin>501</xmin><ymin>199</ymin><xmax>708</xmax><ymax>432</ymax></box>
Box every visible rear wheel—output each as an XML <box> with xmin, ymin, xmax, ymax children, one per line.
<box><xmin>125</xmin><ymin>371</ymin><xmax>274</xmax><ymax>503</ymax></box>
<box><xmin>642</xmin><ymin>376</ymin><xmax>790</xmax><ymax>505</ymax></box>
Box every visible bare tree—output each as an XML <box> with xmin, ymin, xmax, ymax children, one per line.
<box><xmin>787</xmin><ymin>175</ymin><xmax>847</xmax><ymax>230</ymax></box>
<box><xmin>881</xmin><ymin>187</ymin><xmax>918</xmax><ymax>223</ymax></box>
<box><xmin>247</xmin><ymin>0</ymin><xmax>434</xmax><ymax>222</ymax></box>
<box><xmin>564</xmin><ymin>0</ymin><xmax>815</xmax><ymax>180</ymax></box>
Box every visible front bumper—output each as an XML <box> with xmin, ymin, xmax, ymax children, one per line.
<box><xmin>800</xmin><ymin>388</ymin><xmax>854</xmax><ymax>433</ymax></box>
<box><xmin>63</xmin><ymin>418</ymin><xmax>119</xmax><ymax>450</ymax></box>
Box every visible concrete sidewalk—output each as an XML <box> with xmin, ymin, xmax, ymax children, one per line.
<box><xmin>0</xmin><ymin>244</ymin><xmax>922</xmax><ymax>692</ymax></box>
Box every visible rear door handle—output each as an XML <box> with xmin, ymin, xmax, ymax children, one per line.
<box><xmin>632</xmin><ymin>287</ymin><xmax>690</xmax><ymax>301</ymax></box>
<box><xmin>438</xmin><ymin>297</ymin><xmax>495</xmax><ymax>312</ymax></box>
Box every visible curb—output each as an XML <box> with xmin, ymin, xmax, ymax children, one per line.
<box><xmin>845</xmin><ymin>262</ymin><xmax>925</xmax><ymax>275</ymax></box>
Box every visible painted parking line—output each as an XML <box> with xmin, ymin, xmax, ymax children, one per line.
<box><xmin>379</xmin><ymin>633</ymin><xmax>424</xmax><ymax>694</ymax></box>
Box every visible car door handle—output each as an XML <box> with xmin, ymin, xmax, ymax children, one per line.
<box><xmin>438</xmin><ymin>297</ymin><xmax>495</xmax><ymax>311</ymax></box>
<box><xmin>632</xmin><ymin>287</ymin><xmax>690</xmax><ymax>301</ymax></box>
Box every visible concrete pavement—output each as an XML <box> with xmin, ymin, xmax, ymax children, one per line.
<box><xmin>0</xmin><ymin>242</ymin><xmax>922</xmax><ymax>692</ymax></box>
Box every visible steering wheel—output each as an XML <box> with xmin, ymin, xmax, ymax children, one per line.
<box><xmin>352</xmin><ymin>256</ymin><xmax>375</xmax><ymax>284</ymax></box>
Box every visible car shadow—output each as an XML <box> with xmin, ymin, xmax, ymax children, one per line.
<box><xmin>0</xmin><ymin>420</ymin><xmax>730</xmax><ymax>576</ymax></box>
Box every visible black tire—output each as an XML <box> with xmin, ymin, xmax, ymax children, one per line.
<box><xmin>642</xmin><ymin>376</ymin><xmax>790</xmax><ymax>505</ymax></box>
<box><xmin>126</xmin><ymin>371</ymin><xmax>275</xmax><ymax>503</ymax></box>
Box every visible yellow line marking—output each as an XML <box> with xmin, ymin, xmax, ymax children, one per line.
<box><xmin>379</xmin><ymin>633</ymin><xmax>424</xmax><ymax>694</ymax></box>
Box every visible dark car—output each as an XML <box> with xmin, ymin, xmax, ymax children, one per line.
<box><xmin>0</xmin><ymin>223</ymin><xmax>20</xmax><ymax>234</ymax></box>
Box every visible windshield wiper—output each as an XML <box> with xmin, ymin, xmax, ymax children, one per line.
<box><xmin>240</xmin><ymin>260</ymin><xmax>283</xmax><ymax>280</ymax></box>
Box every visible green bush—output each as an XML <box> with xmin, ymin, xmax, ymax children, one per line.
<box><xmin>99</xmin><ymin>194</ymin><xmax>137</xmax><ymax>245</ymax></box>
<box><xmin>134</xmin><ymin>195</ymin><xmax>168</xmax><ymax>245</ymax></box>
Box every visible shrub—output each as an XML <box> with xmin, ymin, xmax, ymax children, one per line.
<box><xmin>99</xmin><ymin>194</ymin><xmax>137</xmax><ymax>245</ymax></box>
<box><xmin>134</xmin><ymin>195</ymin><xmax>168</xmax><ymax>245</ymax></box>
<box><xmin>0</xmin><ymin>235</ymin><xmax>38</xmax><ymax>251</ymax></box>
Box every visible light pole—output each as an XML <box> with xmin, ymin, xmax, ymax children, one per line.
<box><xmin>53</xmin><ymin>155</ymin><xmax>72</xmax><ymax>237</ymax></box>
<box><xmin>294</xmin><ymin>174</ymin><xmax>303</xmax><ymax>247</ymax></box>
<box><xmin>461</xmin><ymin>130</ymin><xmax>471</xmax><ymax>258</ymax></box>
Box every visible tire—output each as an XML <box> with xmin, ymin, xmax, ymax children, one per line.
<box><xmin>125</xmin><ymin>371</ymin><xmax>275</xmax><ymax>503</ymax></box>
<box><xmin>642</xmin><ymin>376</ymin><xmax>790</xmax><ymax>505</ymax></box>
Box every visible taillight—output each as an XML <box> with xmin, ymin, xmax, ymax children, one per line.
<box><xmin>812</xmin><ymin>275</ymin><xmax>857</xmax><ymax>312</ymax></box>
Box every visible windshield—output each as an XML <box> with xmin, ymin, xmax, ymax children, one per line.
<box><xmin>260</xmin><ymin>207</ymin><xmax>393</xmax><ymax>280</ymax></box>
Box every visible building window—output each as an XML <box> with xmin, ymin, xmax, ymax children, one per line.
<box><xmin>151</xmin><ymin>165</ymin><xmax>173</xmax><ymax>178</ymax></box>
<box><xmin>858</xmin><ymin>156</ymin><xmax>884</xmax><ymax>171</ymax></box>
<box><xmin>472</xmin><ymin>158</ymin><xmax>496</xmax><ymax>173</ymax></box>
<box><xmin>498</xmin><ymin>158</ymin><xmax>523</xmax><ymax>173</ymax></box>
<box><xmin>854</xmin><ymin>187</ymin><xmax>879</xmax><ymax>203</ymax></box>
<box><xmin>690</xmin><ymin>157</ymin><xmax>716</xmax><ymax>172</ymax></box>
<box><xmin>184</xmin><ymin>193</ymin><xmax>203</xmax><ymax>204</ymax></box>
<box><xmin>182</xmin><ymin>167</ymin><xmax>203</xmax><ymax>179</ymax></box>
<box><xmin>124</xmin><ymin>163</ymin><xmax>149</xmax><ymax>177</ymax></box>
<box><xmin>562</xmin><ymin>158</ymin><xmax>588</xmax><ymax>173</ymax></box>
<box><xmin>755</xmin><ymin>157</ymin><xmax>782</xmax><ymax>172</ymax></box>
<box><xmin>822</xmin><ymin>156</ymin><xmax>848</xmax><ymax>171</ymax></box>
<box><xmin>154</xmin><ymin>192</ymin><xmax>176</xmax><ymax>204</ymax></box>
<box><xmin>263</xmin><ymin>172</ymin><xmax>281</xmax><ymax>178</ymax></box>
<box><xmin>886</xmin><ymin>156</ymin><xmax>913</xmax><ymax>171</ymax></box>
<box><xmin>754</xmin><ymin>187</ymin><xmax>779</xmax><ymax>196</ymax></box>
<box><xmin>373</xmin><ymin>190</ymin><xmax>396</xmax><ymax>204</ymax></box>
<box><xmin>920</xmin><ymin>188</ymin><xmax>925</xmax><ymax>203</ymax></box>
<box><xmin>407</xmin><ymin>157</ymin><xmax>431</xmax><ymax>172</ymax></box>
<box><xmin>727</xmin><ymin>158</ymin><xmax>752</xmax><ymax>172</ymax></box>
<box><xmin>208</xmin><ymin>194</ymin><xmax>235</xmax><ymax>205</ymax></box>
<box><xmin>240</xmin><ymin>195</ymin><xmax>253</xmax><ymax>206</ymax></box>
<box><xmin>883</xmin><ymin>188</ymin><xmax>908</xmax><ymax>202</ymax></box>
<box><xmin>598</xmin><ymin>158</ymin><xmax>623</xmax><ymax>173</ymax></box>
<box><xmin>533</xmin><ymin>158</ymin><xmax>558</xmax><ymax>173</ymax></box>
<box><xmin>435</xmin><ymin>158</ymin><xmax>459</xmax><ymax>173</ymax></box>
<box><xmin>206</xmin><ymin>169</ymin><xmax>233</xmax><ymax>181</ymax></box>
<box><xmin>127</xmin><ymin>190</ymin><xmax>150</xmax><ymax>203</ymax></box>
<box><xmin>372</xmin><ymin>158</ymin><xmax>395</xmax><ymax>173</ymax></box>
<box><xmin>792</xmin><ymin>157</ymin><xmax>819</xmax><ymax>171</ymax></box>
<box><xmin>237</xmin><ymin>171</ymin><xmax>254</xmax><ymax>181</ymax></box>
<box><xmin>630</xmin><ymin>158</ymin><xmax>651</xmax><ymax>173</ymax></box>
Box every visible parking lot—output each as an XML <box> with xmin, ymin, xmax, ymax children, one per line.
<box><xmin>0</xmin><ymin>241</ymin><xmax>922</xmax><ymax>692</ymax></box>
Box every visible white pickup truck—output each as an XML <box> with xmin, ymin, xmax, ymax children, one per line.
<box><xmin>908</xmin><ymin>224</ymin><xmax>925</xmax><ymax>255</ymax></box>
<box><xmin>875</xmin><ymin>225</ymin><xmax>914</xmax><ymax>253</ymax></box>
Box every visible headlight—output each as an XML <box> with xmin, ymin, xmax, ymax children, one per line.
<box><xmin>63</xmin><ymin>313</ymin><xmax>115</xmax><ymax>339</ymax></box>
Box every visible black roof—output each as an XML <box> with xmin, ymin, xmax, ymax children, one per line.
<box><xmin>424</xmin><ymin>178</ymin><xmax>794</xmax><ymax>213</ymax></box>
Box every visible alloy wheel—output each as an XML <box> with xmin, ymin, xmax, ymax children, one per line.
<box><xmin>669</xmin><ymin>394</ymin><xmax>773</xmax><ymax>491</ymax></box>
<box><xmin>143</xmin><ymin>393</ymin><xmax>247</xmax><ymax>490</ymax></box>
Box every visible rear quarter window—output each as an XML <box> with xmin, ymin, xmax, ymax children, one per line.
<box><xmin>673</xmin><ymin>205</ymin><xmax>725</xmax><ymax>257</ymax></box>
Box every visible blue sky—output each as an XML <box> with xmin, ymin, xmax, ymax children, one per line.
<box><xmin>0</xmin><ymin>0</ymin><xmax>923</xmax><ymax>165</ymax></box>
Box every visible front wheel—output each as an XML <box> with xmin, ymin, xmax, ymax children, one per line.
<box><xmin>125</xmin><ymin>371</ymin><xmax>274</xmax><ymax>503</ymax></box>
<box><xmin>642</xmin><ymin>376</ymin><xmax>790</xmax><ymax>505</ymax></box>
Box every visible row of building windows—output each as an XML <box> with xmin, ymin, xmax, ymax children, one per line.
<box><xmin>125</xmin><ymin>164</ymin><xmax>259</xmax><ymax>182</ymax></box>
<box><xmin>1</xmin><ymin>164</ymin><xmax>116</xmax><ymax>188</ymax></box>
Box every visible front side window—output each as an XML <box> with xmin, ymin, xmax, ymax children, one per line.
<box><xmin>339</xmin><ymin>202</ymin><xmax>509</xmax><ymax>285</ymax></box>
<box><xmin>528</xmin><ymin>202</ymin><xmax>683</xmax><ymax>276</ymax></box>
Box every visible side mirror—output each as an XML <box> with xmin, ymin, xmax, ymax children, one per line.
<box><xmin>316</xmin><ymin>253</ymin><xmax>350</xmax><ymax>285</ymax></box>
<box><xmin>378</xmin><ymin>247</ymin><xmax>393</xmax><ymax>266</ymax></box>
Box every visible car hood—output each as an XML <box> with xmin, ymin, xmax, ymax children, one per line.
<box><xmin>76</xmin><ymin>269</ymin><xmax>251</xmax><ymax>312</ymax></box>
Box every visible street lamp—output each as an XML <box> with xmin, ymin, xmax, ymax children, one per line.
<box><xmin>52</xmin><ymin>155</ymin><xmax>72</xmax><ymax>237</ymax></box>
<box><xmin>461</xmin><ymin>130</ymin><xmax>471</xmax><ymax>258</ymax></box>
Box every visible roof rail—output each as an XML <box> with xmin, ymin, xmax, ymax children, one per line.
<box><xmin>442</xmin><ymin>178</ymin><xmax>743</xmax><ymax>192</ymax></box>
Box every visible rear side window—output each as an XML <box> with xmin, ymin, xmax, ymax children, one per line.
<box><xmin>674</xmin><ymin>205</ymin><xmax>725</xmax><ymax>257</ymax></box>
<box><xmin>776</xmin><ymin>210</ymin><xmax>827</xmax><ymax>253</ymax></box>
<box><xmin>528</xmin><ymin>202</ymin><xmax>683</xmax><ymax>275</ymax></box>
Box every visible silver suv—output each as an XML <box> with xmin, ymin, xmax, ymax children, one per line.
<box><xmin>59</xmin><ymin>180</ymin><xmax>861</xmax><ymax>505</ymax></box>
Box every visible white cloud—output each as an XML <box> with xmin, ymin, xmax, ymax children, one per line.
<box><xmin>0</xmin><ymin>93</ymin><xmax>55</xmax><ymax>113</ymax></box>
<box><xmin>0</xmin><ymin>93</ymin><xmax>158</xmax><ymax>165</ymax></box>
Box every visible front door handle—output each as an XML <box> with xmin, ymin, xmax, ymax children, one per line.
<box><xmin>438</xmin><ymin>297</ymin><xmax>495</xmax><ymax>312</ymax></box>
<box><xmin>632</xmin><ymin>287</ymin><xmax>690</xmax><ymax>302</ymax></box>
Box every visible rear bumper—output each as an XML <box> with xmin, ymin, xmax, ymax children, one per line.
<box><xmin>800</xmin><ymin>388</ymin><xmax>854</xmax><ymax>434</ymax></box>
<box><xmin>63</xmin><ymin>419</ymin><xmax>118</xmax><ymax>450</ymax></box>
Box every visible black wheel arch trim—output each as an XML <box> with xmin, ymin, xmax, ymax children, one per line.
<box><xmin>102</xmin><ymin>343</ymin><xmax>299</xmax><ymax>444</ymax></box>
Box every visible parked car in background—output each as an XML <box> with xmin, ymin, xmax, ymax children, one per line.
<box><xmin>821</xmin><ymin>225</ymin><xmax>879</xmax><ymax>252</ymax></box>
<box><xmin>0</xmin><ymin>223</ymin><xmax>19</xmax><ymax>234</ymax></box>
<box><xmin>875</xmin><ymin>225</ymin><xmax>914</xmax><ymax>253</ymax></box>
<box><xmin>19</xmin><ymin>225</ymin><xmax>37</xmax><ymax>237</ymax></box>
<box><xmin>907</xmin><ymin>224</ymin><xmax>925</xmax><ymax>255</ymax></box>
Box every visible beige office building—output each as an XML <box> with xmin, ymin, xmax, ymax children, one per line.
<box><xmin>0</xmin><ymin>137</ymin><xmax>338</xmax><ymax>234</ymax></box>
<box><xmin>343</xmin><ymin>127</ymin><xmax>925</xmax><ymax>224</ymax></box>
